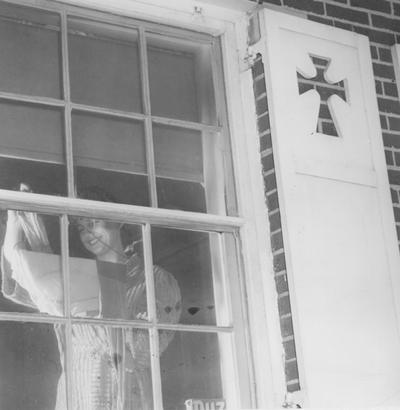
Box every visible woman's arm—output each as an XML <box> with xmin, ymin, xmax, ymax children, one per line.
<box><xmin>3</xmin><ymin>210</ymin><xmax>25</xmax><ymax>261</ymax></box>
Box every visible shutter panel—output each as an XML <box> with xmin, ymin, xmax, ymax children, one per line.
<box><xmin>258</xmin><ymin>9</ymin><xmax>400</xmax><ymax>407</ymax></box>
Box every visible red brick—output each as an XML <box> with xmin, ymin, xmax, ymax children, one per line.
<box><xmin>384</xmin><ymin>83</ymin><xmax>399</xmax><ymax>98</ymax></box>
<box><xmin>283</xmin><ymin>0</ymin><xmax>324</xmax><ymax>14</ymax></box>
<box><xmin>254</xmin><ymin>77</ymin><xmax>267</xmax><ymax>97</ymax></box>
<box><xmin>378</xmin><ymin>47</ymin><xmax>393</xmax><ymax>63</ymax></box>
<box><xmin>258</xmin><ymin>114</ymin><xmax>270</xmax><ymax>133</ymax></box>
<box><xmin>252</xmin><ymin>59</ymin><xmax>264</xmax><ymax>78</ymax></box>
<box><xmin>273</xmin><ymin>252</ymin><xmax>286</xmax><ymax>272</ymax></box>
<box><xmin>373</xmin><ymin>63</ymin><xmax>395</xmax><ymax>80</ymax></box>
<box><xmin>321</xmin><ymin>121</ymin><xmax>338</xmax><ymax>136</ymax></box>
<box><xmin>371</xmin><ymin>14</ymin><xmax>400</xmax><ymax>33</ymax></box>
<box><xmin>388</xmin><ymin>117</ymin><xmax>400</xmax><ymax>131</ymax></box>
<box><xmin>353</xmin><ymin>26</ymin><xmax>395</xmax><ymax>45</ymax></box>
<box><xmin>391</xmin><ymin>189</ymin><xmax>399</xmax><ymax>204</ymax></box>
<box><xmin>285</xmin><ymin>360</ymin><xmax>300</xmax><ymax>381</ymax></box>
<box><xmin>269</xmin><ymin>211</ymin><xmax>282</xmax><ymax>233</ymax></box>
<box><xmin>395</xmin><ymin>3</ymin><xmax>400</xmax><ymax>17</ymax></box>
<box><xmin>260</xmin><ymin>133</ymin><xmax>272</xmax><ymax>151</ymax></box>
<box><xmin>394</xmin><ymin>206</ymin><xmax>400</xmax><ymax>222</ymax></box>
<box><xmin>267</xmin><ymin>191</ymin><xmax>279</xmax><ymax>210</ymax></box>
<box><xmin>287</xmin><ymin>381</ymin><xmax>301</xmax><ymax>393</ymax></box>
<box><xmin>278</xmin><ymin>294</ymin><xmax>292</xmax><ymax>316</ymax></box>
<box><xmin>350</xmin><ymin>0</ymin><xmax>391</xmax><ymax>13</ymax></box>
<box><xmin>256</xmin><ymin>96</ymin><xmax>268</xmax><ymax>116</ymax></box>
<box><xmin>370</xmin><ymin>45</ymin><xmax>378</xmax><ymax>60</ymax></box>
<box><xmin>308</xmin><ymin>14</ymin><xmax>334</xmax><ymax>25</ymax></box>
<box><xmin>264</xmin><ymin>172</ymin><xmax>277</xmax><ymax>192</ymax></box>
<box><xmin>380</xmin><ymin>114</ymin><xmax>388</xmax><ymax>129</ymax></box>
<box><xmin>388</xmin><ymin>169</ymin><xmax>400</xmax><ymax>185</ymax></box>
<box><xmin>281</xmin><ymin>316</ymin><xmax>294</xmax><ymax>337</ymax></box>
<box><xmin>326</xmin><ymin>4</ymin><xmax>369</xmax><ymax>24</ymax></box>
<box><xmin>275</xmin><ymin>273</ymin><xmax>289</xmax><ymax>293</ymax></box>
<box><xmin>283</xmin><ymin>340</ymin><xmax>297</xmax><ymax>361</ymax></box>
<box><xmin>262</xmin><ymin>152</ymin><xmax>275</xmax><ymax>172</ymax></box>
<box><xmin>385</xmin><ymin>149</ymin><xmax>394</xmax><ymax>166</ymax></box>
<box><xmin>378</xmin><ymin>97</ymin><xmax>400</xmax><ymax>115</ymax></box>
<box><xmin>375</xmin><ymin>80</ymin><xmax>383</xmax><ymax>95</ymax></box>
<box><xmin>334</xmin><ymin>20</ymin><xmax>352</xmax><ymax>30</ymax></box>
<box><xmin>383</xmin><ymin>132</ymin><xmax>400</xmax><ymax>148</ymax></box>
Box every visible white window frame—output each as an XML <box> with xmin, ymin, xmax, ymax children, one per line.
<box><xmin>0</xmin><ymin>0</ymin><xmax>287</xmax><ymax>408</ymax></box>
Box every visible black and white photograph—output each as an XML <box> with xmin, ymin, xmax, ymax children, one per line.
<box><xmin>0</xmin><ymin>0</ymin><xmax>399</xmax><ymax>409</ymax></box>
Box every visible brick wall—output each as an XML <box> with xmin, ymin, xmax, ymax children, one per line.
<box><xmin>251</xmin><ymin>0</ymin><xmax>400</xmax><ymax>395</ymax></box>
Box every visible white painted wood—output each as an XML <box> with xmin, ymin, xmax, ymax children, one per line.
<box><xmin>392</xmin><ymin>44</ymin><xmax>400</xmax><ymax>107</ymax></box>
<box><xmin>224</xmin><ymin>16</ymin><xmax>288</xmax><ymax>408</ymax></box>
<box><xmin>259</xmin><ymin>9</ymin><xmax>400</xmax><ymax>407</ymax></box>
<box><xmin>0</xmin><ymin>1</ymin><xmax>288</xmax><ymax>408</ymax></box>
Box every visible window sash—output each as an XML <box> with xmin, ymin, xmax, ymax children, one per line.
<box><xmin>0</xmin><ymin>0</ymin><xmax>232</xmax><ymax>216</ymax></box>
<box><xmin>0</xmin><ymin>1</ymin><xmax>252</xmax><ymax>408</ymax></box>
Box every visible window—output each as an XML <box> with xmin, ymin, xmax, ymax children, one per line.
<box><xmin>0</xmin><ymin>1</ymin><xmax>254</xmax><ymax>409</ymax></box>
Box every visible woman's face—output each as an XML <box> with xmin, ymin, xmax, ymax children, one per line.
<box><xmin>76</xmin><ymin>218</ymin><xmax>121</xmax><ymax>258</ymax></box>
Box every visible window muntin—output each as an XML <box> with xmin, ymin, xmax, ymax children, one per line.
<box><xmin>0</xmin><ymin>1</ymin><xmax>237</xmax><ymax>216</ymax></box>
<box><xmin>0</xmin><ymin>1</ymin><xmax>250</xmax><ymax>408</ymax></box>
<box><xmin>0</xmin><ymin>206</ymin><xmax>244</xmax><ymax>408</ymax></box>
<box><xmin>0</xmin><ymin>321</ymin><xmax>66</xmax><ymax>410</ymax></box>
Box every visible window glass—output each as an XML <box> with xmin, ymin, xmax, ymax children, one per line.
<box><xmin>0</xmin><ymin>322</ymin><xmax>65</xmax><ymax>410</ymax></box>
<box><xmin>68</xmin><ymin>18</ymin><xmax>142</xmax><ymax>112</ymax></box>
<box><xmin>148</xmin><ymin>34</ymin><xmax>217</xmax><ymax>125</ymax></box>
<box><xmin>0</xmin><ymin>3</ymin><xmax>61</xmax><ymax>98</ymax></box>
<box><xmin>153</xmin><ymin>123</ymin><xmax>208</xmax><ymax>212</ymax></box>
<box><xmin>160</xmin><ymin>331</ymin><xmax>224</xmax><ymax>410</ymax></box>
<box><xmin>68</xmin><ymin>215</ymin><xmax>144</xmax><ymax>320</ymax></box>
<box><xmin>0</xmin><ymin>210</ymin><xmax>63</xmax><ymax>316</ymax></box>
<box><xmin>72</xmin><ymin>112</ymin><xmax>149</xmax><ymax>206</ymax></box>
<box><xmin>152</xmin><ymin>227</ymin><xmax>229</xmax><ymax>326</ymax></box>
<box><xmin>0</xmin><ymin>101</ymin><xmax>66</xmax><ymax>195</ymax></box>
<box><xmin>70</xmin><ymin>325</ymin><xmax>152</xmax><ymax>409</ymax></box>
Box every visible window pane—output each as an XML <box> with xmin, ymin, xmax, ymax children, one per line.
<box><xmin>0</xmin><ymin>322</ymin><xmax>65</xmax><ymax>410</ymax></box>
<box><xmin>0</xmin><ymin>3</ymin><xmax>61</xmax><ymax>98</ymax></box>
<box><xmin>157</xmin><ymin>177</ymin><xmax>206</xmax><ymax>213</ymax></box>
<box><xmin>73</xmin><ymin>112</ymin><xmax>149</xmax><ymax>206</ymax></box>
<box><xmin>69</xmin><ymin>18</ymin><xmax>142</xmax><ymax>112</ymax></box>
<box><xmin>152</xmin><ymin>227</ymin><xmax>229</xmax><ymax>326</ymax></box>
<box><xmin>154</xmin><ymin>123</ymin><xmax>206</xmax><ymax>212</ymax></box>
<box><xmin>0</xmin><ymin>101</ymin><xmax>67</xmax><ymax>195</ymax></box>
<box><xmin>71</xmin><ymin>325</ymin><xmax>152</xmax><ymax>409</ymax></box>
<box><xmin>160</xmin><ymin>331</ymin><xmax>225</xmax><ymax>410</ymax></box>
<box><xmin>154</xmin><ymin>124</ymin><xmax>203</xmax><ymax>182</ymax></box>
<box><xmin>68</xmin><ymin>215</ymin><xmax>144</xmax><ymax>320</ymax></box>
<box><xmin>0</xmin><ymin>211</ymin><xmax>63</xmax><ymax>316</ymax></box>
<box><xmin>148</xmin><ymin>34</ymin><xmax>217</xmax><ymax>124</ymax></box>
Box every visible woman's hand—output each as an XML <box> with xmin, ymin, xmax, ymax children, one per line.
<box><xmin>3</xmin><ymin>210</ymin><xmax>25</xmax><ymax>260</ymax></box>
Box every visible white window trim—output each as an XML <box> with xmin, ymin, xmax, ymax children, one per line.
<box><xmin>392</xmin><ymin>44</ymin><xmax>400</xmax><ymax>100</ymax></box>
<box><xmin>0</xmin><ymin>0</ymin><xmax>287</xmax><ymax>408</ymax></box>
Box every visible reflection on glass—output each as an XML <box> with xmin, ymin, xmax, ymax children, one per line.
<box><xmin>153</xmin><ymin>124</ymin><xmax>203</xmax><ymax>182</ymax></box>
<box><xmin>0</xmin><ymin>3</ymin><xmax>61</xmax><ymax>98</ymax></box>
<box><xmin>153</xmin><ymin>123</ymin><xmax>206</xmax><ymax>212</ymax></box>
<box><xmin>0</xmin><ymin>210</ymin><xmax>63</xmax><ymax>316</ymax></box>
<box><xmin>73</xmin><ymin>112</ymin><xmax>149</xmax><ymax>206</ymax></box>
<box><xmin>147</xmin><ymin>34</ymin><xmax>217</xmax><ymax>124</ymax></box>
<box><xmin>152</xmin><ymin>227</ymin><xmax>227</xmax><ymax>326</ymax></box>
<box><xmin>157</xmin><ymin>177</ymin><xmax>206</xmax><ymax>213</ymax></box>
<box><xmin>68</xmin><ymin>213</ymin><xmax>146</xmax><ymax>320</ymax></box>
<box><xmin>0</xmin><ymin>101</ymin><xmax>66</xmax><ymax>194</ymax></box>
<box><xmin>161</xmin><ymin>331</ymin><xmax>223</xmax><ymax>410</ymax></box>
<box><xmin>68</xmin><ymin>18</ymin><xmax>142</xmax><ymax>112</ymax></box>
<box><xmin>0</xmin><ymin>322</ymin><xmax>65</xmax><ymax>410</ymax></box>
<box><xmin>71</xmin><ymin>325</ymin><xmax>152</xmax><ymax>409</ymax></box>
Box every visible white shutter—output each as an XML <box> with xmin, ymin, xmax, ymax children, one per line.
<box><xmin>257</xmin><ymin>9</ymin><xmax>400</xmax><ymax>407</ymax></box>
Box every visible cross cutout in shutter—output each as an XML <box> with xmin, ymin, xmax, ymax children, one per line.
<box><xmin>297</xmin><ymin>56</ymin><xmax>347</xmax><ymax>137</ymax></box>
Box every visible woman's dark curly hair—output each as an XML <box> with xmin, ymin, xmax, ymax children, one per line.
<box><xmin>70</xmin><ymin>186</ymin><xmax>141</xmax><ymax>257</ymax></box>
